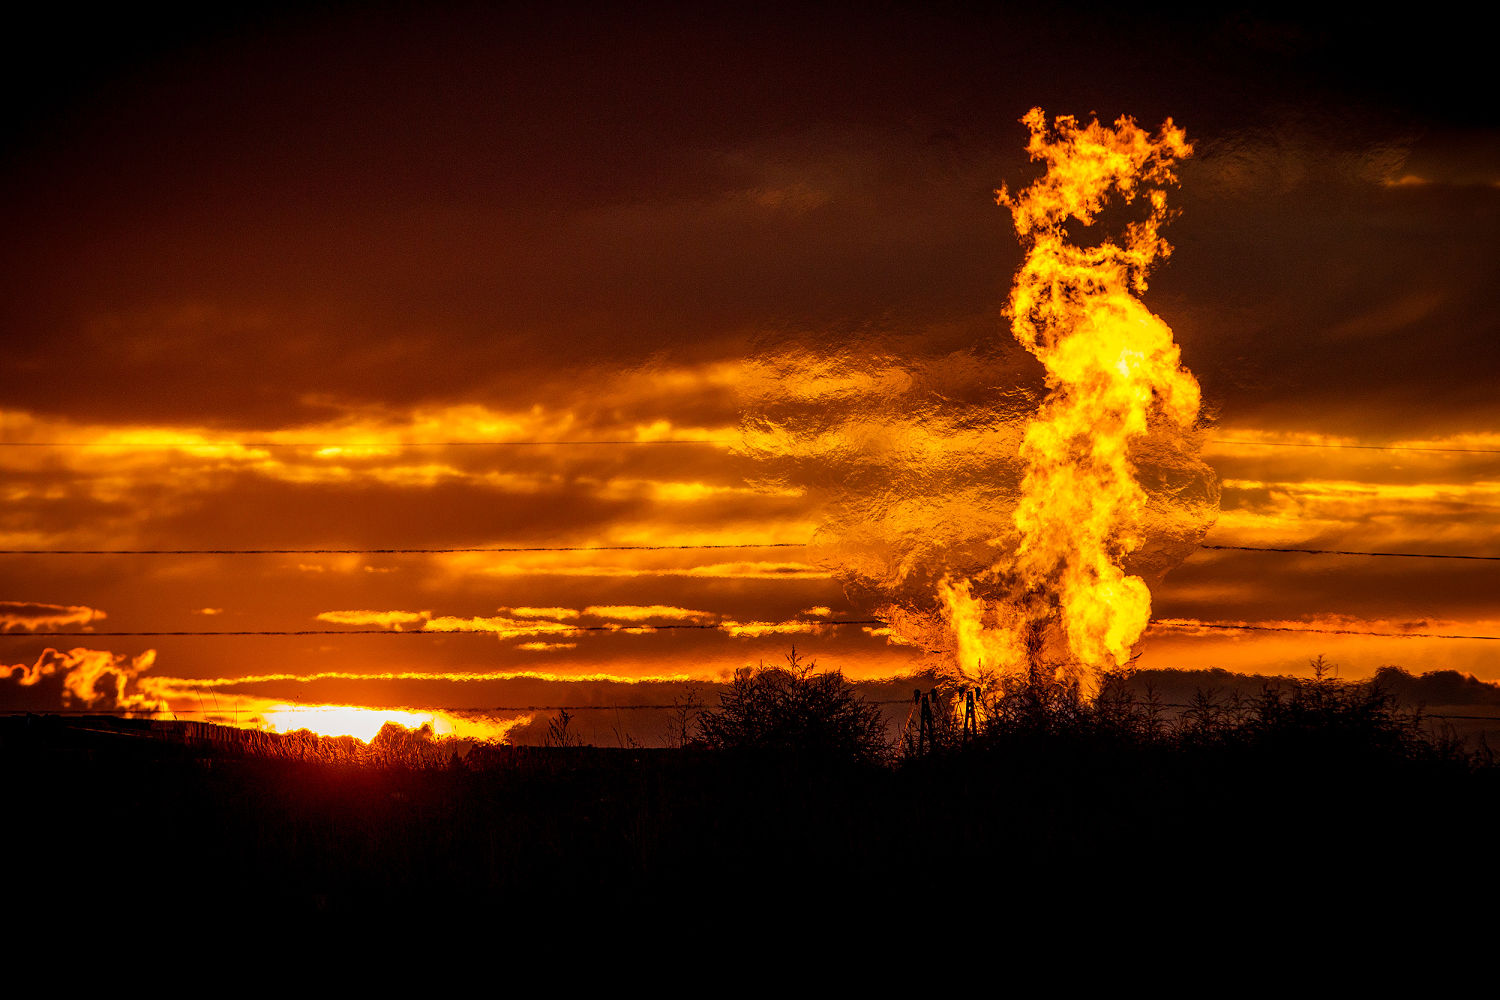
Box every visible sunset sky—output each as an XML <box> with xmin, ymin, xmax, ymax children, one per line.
<box><xmin>3</xmin><ymin>5</ymin><xmax>1496</xmax><ymax>741</ymax></box>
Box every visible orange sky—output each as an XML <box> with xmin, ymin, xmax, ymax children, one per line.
<box><xmin>3</xmin><ymin>5</ymin><xmax>1496</xmax><ymax>739</ymax></box>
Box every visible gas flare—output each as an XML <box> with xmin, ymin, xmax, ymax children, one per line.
<box><xmin>967</xmin><ymin>108</ymin><xmax>1207</xmax><ymax>688</ymax></box>
<box><xmin>739</xmin><ymin>109</ymin><xmax>1217</xmax><ymax>695</ymax></box>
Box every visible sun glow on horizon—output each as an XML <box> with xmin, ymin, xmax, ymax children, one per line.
<box><xmin>260</xmin><ymin>703</ymin><xmax>448</xmax><ymax>741</ymax></box>
<box><xmin>256</xmin><ymin>702</ymin><xmax>527</xmax><ymax>743</ymax></box>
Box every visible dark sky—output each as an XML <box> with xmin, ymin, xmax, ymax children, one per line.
<box><xmin>3</xmin><ymin>3</ymin><xmax>1496</xmax><ymax>738</ymax></box>
<box><xmin>7</xmin><ymin>5</ymin><xmax>1492</xmax><ymax>426</ymax></box>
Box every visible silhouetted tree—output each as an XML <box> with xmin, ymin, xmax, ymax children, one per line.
<box><xmin>544</xmin><ymin>707</ymin><xmax>581</xmax><ymax>747</ymax></box>
<box><xmin>695</xmin><ymin>648</ymin><xmax>889</xmax><ymax>764</ymax></box>
<box><xmin>670</xmin><ymin>684</ymin><xmax>703</xmax><ymax>749</ymax></box>
<box><xmin>1242</xmin><ymin>656</ymin><xmax>1428</xmax><ymax>761</ymax></box>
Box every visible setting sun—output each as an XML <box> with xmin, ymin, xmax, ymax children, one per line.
<box><xmin>259</xmin><ymin>704</ymin><xmax>451</xmax><ymax>742</ymax></box>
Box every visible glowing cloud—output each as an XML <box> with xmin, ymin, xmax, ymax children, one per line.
<box><xmin>582</xmin><ymin>605</ymin><xmax>715</xmax><ymax>621</ymax></box>
<box><xmin>316</xmin><ymin>609</ymin><xmax>432</xmax><ymax>630</ymax></box>
<box><xmin>421</xmin><ymin>615</ymin><xmax>581</xmax><ymax>639</ymax></box>
<box><xmin>718</xmin><ymin>619</ymin><xmax>824</xmax><ymax>638</ymax></box>
<box><xmin>508</xmin><ymin>607</ymin><xmax>582</xmax><ymax>620</ymax></box>
<box><xmin>3</xmin><ymin>646</ymin><xmax>166</xmax><ymax>712</ymax></box>
<box><xmin>0</xmin><ymin>601</ymin><xmax>106</xmax><ymax>632</ymax></box>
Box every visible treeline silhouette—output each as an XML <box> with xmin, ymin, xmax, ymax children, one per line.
<box><xmin>904</xmin><ymin>655</ymin><xmax>1489</xmax><ymax>766</ymax></box>
<box><xmin>5</xmin><ymin>654</ymin><xmax>1496</xmax><ymax>924</ymax></box>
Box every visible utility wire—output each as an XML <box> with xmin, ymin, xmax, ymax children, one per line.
<box><xmin>0</xmin><ymin>439</ymin><xmax>731</xmax><ymax>448</ymax></box>
<box><xmin>0</xmin><ymin>619</ymin><xmax>886</xmax><ymax>637</ymax></box>
<box><xmin>5</xmin><ymin>437</ymin><xmax>1498</xmax><ymax>454</ymax></box>
<box><xmin>1209</xmin><ymin>438</ymin><xmax>1500</xmax><ymax>456</ymax></box>
<box><xmin>5</xmin><ymin>619</ymin><xmax>1495</xmax><ymax>640</ymax></box>
<box><xmin>4</xmin><ymin>542</ymin><xmax>1496</xmax><ymax>560</ymax></box>
<box><xmin>0</xmin><ymin>699</ymin><xmax>921</xmax><ymax>715</ymax></box>
<box><xmin>1198</xmin><ymin>544</ymin><xmax>1500</xmax><ymax>562</ymax></box>
<box><xmin>11</xmin><ymin>702</ymin><xmax>1500</xmax><ymax>720</ymax></box>
<box><xmin>0</xmin><ymin>543</ymin><xmax>805</xmax><ymax>555</ymax></box>
<box><xmin>1147</xmin><ymin>621</ymin><xmax>1500</xmax><ymax>641</ymax></box>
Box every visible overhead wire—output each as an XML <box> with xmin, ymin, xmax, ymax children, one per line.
<box><xmin>3</xmin><ymin>618</ymin><xmax>1495</xmax><ymax>640</ymax></box>
<box><xmin>4</xmin><ymin>436</ymin><xmax>1498</xmax><ymax>454</ymax></box>
<box><xmin>3</xmin><ymin>542</ymin><xmax>1496</xmax><ymax>559</ymax></box>
<box><xmin>0</xmin><ymin>439</ymin><xmax>732</xmax><ymax>448</ymax></box>
<box><xmin>0</xmin><ymin>543</ymin><xmax>804</xmax><ymax>555</ymax></box>
<box><xmin>0</xmin><ymin>700</ymin><xmax>921</xmax><ymax>715</ymax></box>
<box><xmin>1196</xmin><ymin>544</ymin><xmax>1500</xmax><ymax>562</ymax></box>
<box><xmin>1207</xmin><ymin>438</ymin><xmax>1500</xmax><ymax>456</ymax></box>
<box><xmin>1146</xmin><ymin>621</ymin><xmax>1500</xmax><ymax>641</ymax></box>
<box><xmin>0</xmin><ymin>619</ymin><xmax>886</xmax><ymax>637</ymax></box>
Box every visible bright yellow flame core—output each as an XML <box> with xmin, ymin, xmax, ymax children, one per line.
<box><xmin>955</xmin><ymin>108</ymin><xmax>1199</xmax><ymax>688</ymax></box>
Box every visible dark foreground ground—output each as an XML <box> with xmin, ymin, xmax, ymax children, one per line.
<box><xmin>5</xmin><ymin>710</ymin><xmax>1498</xmax><ymax>934</ymax></box>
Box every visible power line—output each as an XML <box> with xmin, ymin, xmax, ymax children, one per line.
<box><xmin>1209</xmin><ymin>438</ymin><xmax>1500</xmax><ymax>455</ymax></box>
<box><xmin>0</xmin><ymin>619</ymin><xmax>886</xmax><ymax>637</ymax></box>
<box><xmin>0</xmin><ymin>543</ymin><xmax>805</xmax><ymax>555</ymax></box>
<box><xmin>6</xmin><ymin>436</ymin><xmax>1497</xmax><ymax>454</ymax></box>
<box><xmin>1148</xmin><ymin>621</ymin><xmax>1500</xmax><ymax>641</ymax></box>
<box><xmin>1198</xmin><ymin>544</ymin><xmax>1500</xmax><ymax>562</ymax></box>
<box><xmin>11</xmin><ymin>704</ymin><xmax>1500</xmax><ymax>723</ymax></box>
<box><xmin>1414</xmin><ymin>712</ymin><xmax>1500</xmax><ymax>722</ymax></box>
<box><xmin>1</xmin><ymin>699</ymin><xmax>919</xmax><ymax>715</ymax></box>
<box><xmin>5</xmin><ymin>541</ymin><xmax>1497</xmax><ymax>560</ymax></box>
<box><xmin>0</xmin><ymin>439</ymin><xmax>731</xmax><ymax>448</ymax></box>
<box><xmin>1153</xmin><ymin>703</ymin><xmax>1500</xmax><ymax>723</ymax></box>
<box><xmin>6</xmin><ymin>618</ymin><xmax>1496</xmax><ymax>641</ymax></box>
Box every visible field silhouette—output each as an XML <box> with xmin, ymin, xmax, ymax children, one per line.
<box><xmin>5</xmin><ymin>656</ymin><xmax>1496</xmax><ymax>925</ymax></box>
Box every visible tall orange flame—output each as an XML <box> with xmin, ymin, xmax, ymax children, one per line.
<box><xmin>739</xmin><ymin>108</ymin><xmax>1215</xmax><ymax>696</ymax></box>
<box><xmin>951</xmin><ymin>108</ymin><xmax>1203</xmax><ymax>689</ymax></box>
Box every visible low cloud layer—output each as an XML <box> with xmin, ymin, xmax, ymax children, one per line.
<box><xmin>1</xmin><ymin>646</ymin><xmax>163</xmax><ymax>712</ymax></box>
<box><xmin>0</xmin><ymin>602</ymin><xmax>105</xmax><ymax>632</ymax></box>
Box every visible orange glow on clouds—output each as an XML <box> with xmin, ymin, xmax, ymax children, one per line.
<box><xmin>317</xmin><ymin>609</ymin><xmax>431</xmax><ymax>630</ymax></box>
<box><xmin>147</xmin><ymin>668</ymin><xmax>698</xmax><ymax>690</ymax></box>
<box><xmin>4</xmin><ymin>646</ymin><xmax>166</xmax><ymax>711</ymax></box>
<box><xmin>582</xmin><ymin>605</ymin><xmax>713</xmax><ymax>621</ymax></box>
<box><xmin>1</xmin><ymin>602</ymin><xmax>106</xmax><ymax>631</ymax></box>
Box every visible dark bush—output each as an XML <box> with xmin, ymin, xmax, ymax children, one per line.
<box><xmin>1239</xmin><ymin>657</ymin><xmax>1429</xmax><ymax>761</ymax></box>
<box><xmin>960</xmin><ymin>654</ymin><xmax>1457</xmax><ymax>766</ymax></box>
<box><xmin>695</xmin><ymin>648</ymin><xmax>889</xmax><ymax>764</ymax></box>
